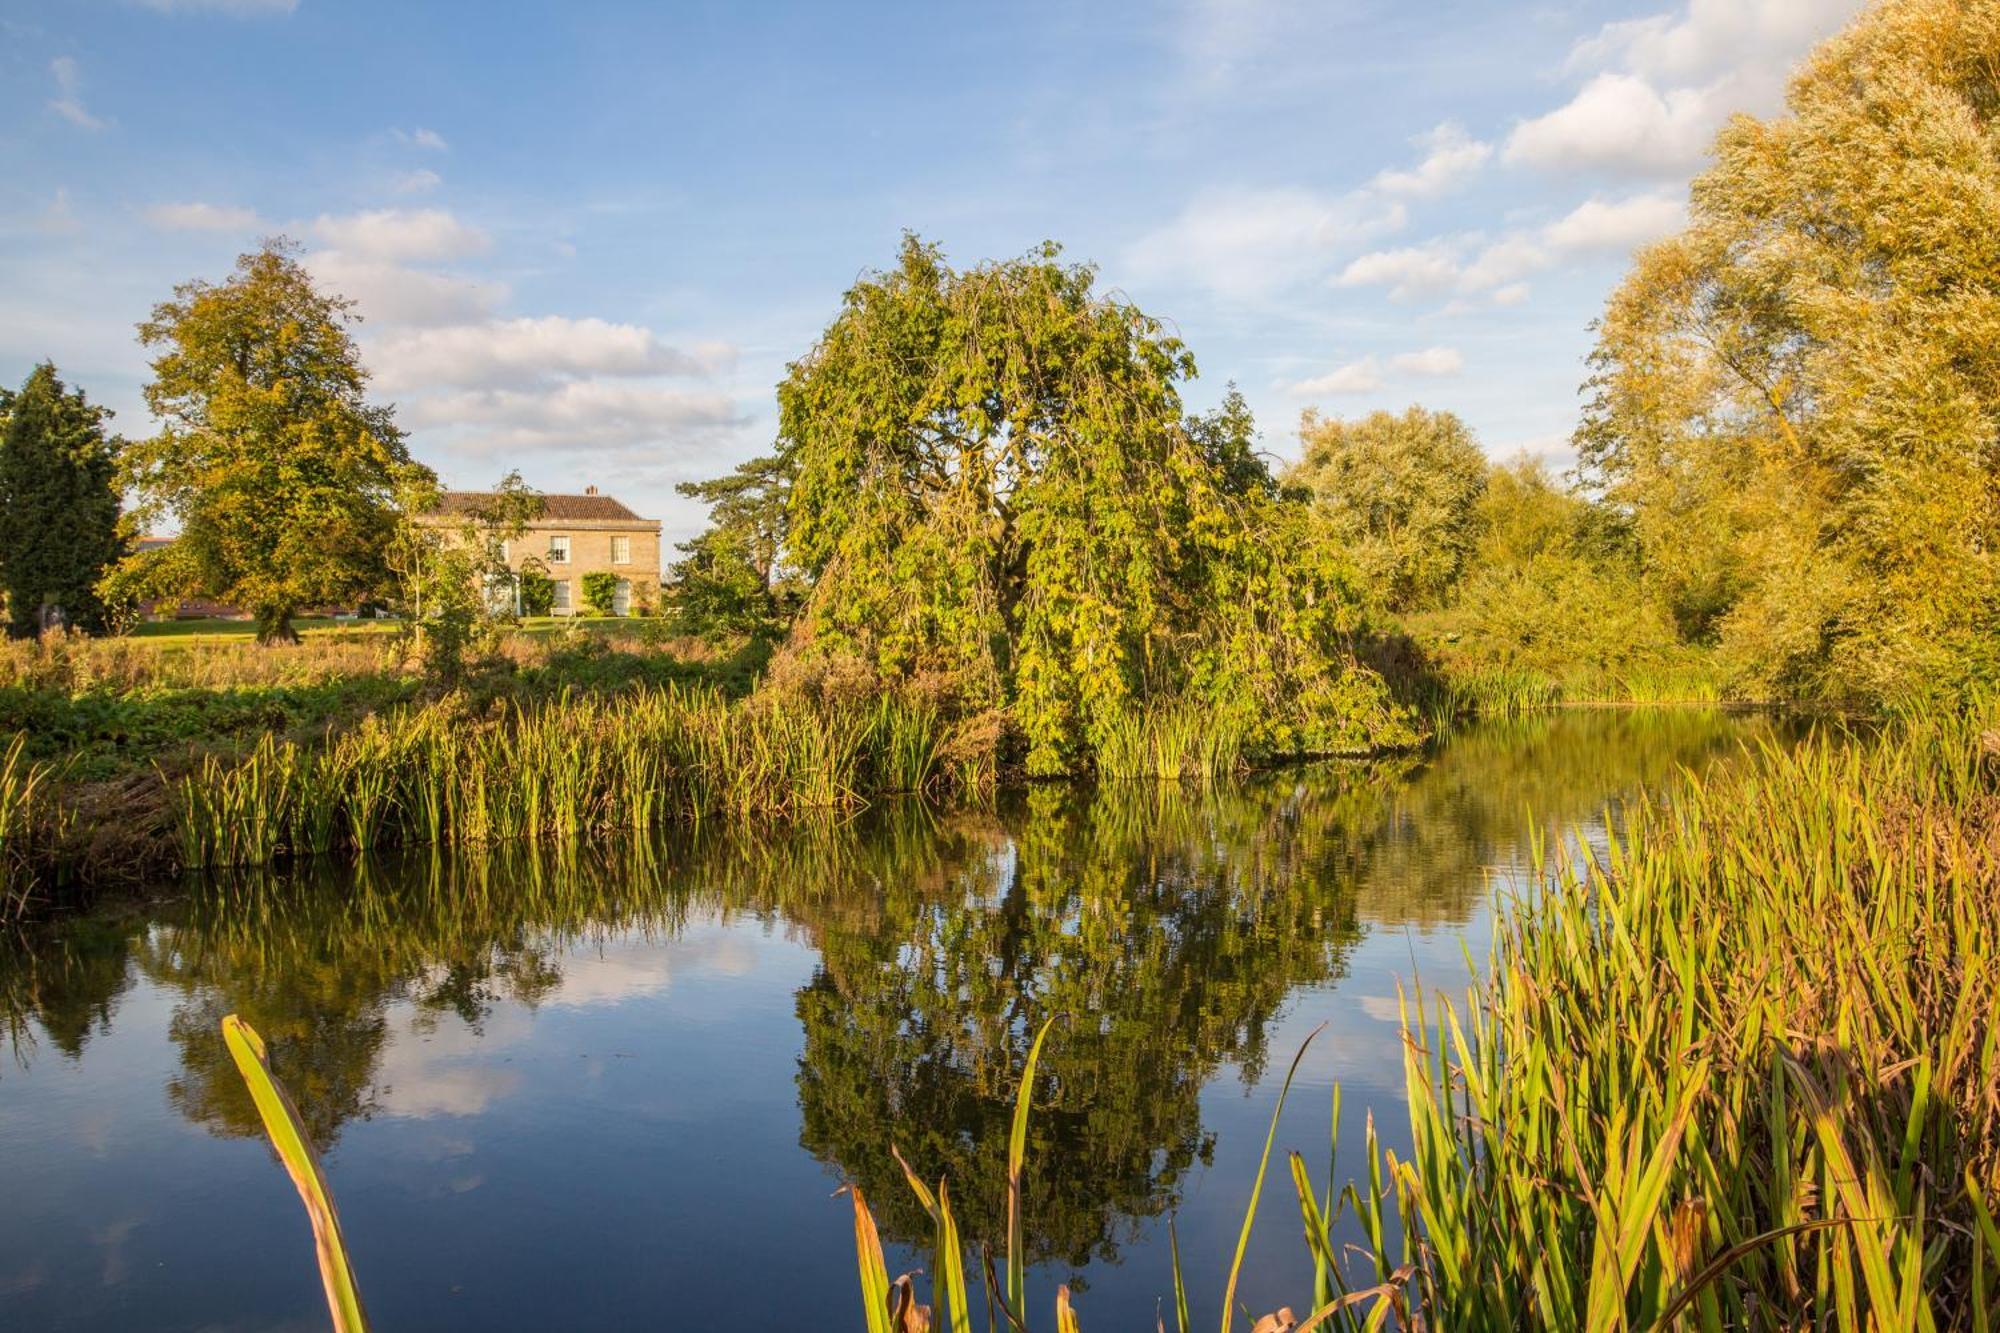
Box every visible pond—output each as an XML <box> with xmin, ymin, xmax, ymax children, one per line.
<box><xmin>0</xmin><ymin>709</ymin><xmax>1798</xmax><ymax>1330</ymax></box>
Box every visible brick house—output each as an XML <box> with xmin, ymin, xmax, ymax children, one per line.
<box><xmin>430</xmin><ymin>486</ymin><xmax>663</xmax><ymax>616</ymax></box>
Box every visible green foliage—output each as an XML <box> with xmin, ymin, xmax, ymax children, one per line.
<box><xmin>1578</xmin><ymin>0</ymin><xmax>2000</xmax><ymax>707</ymax></box>
<box><xmin>1285</xmin><ymin>406</ymin><xmax>1487</xmax><ymax>613</ymax></box>
<box><xmin>1351</xmin><ymin>703</ymin><xmax>2000</xmax><ymax>1329</ymax></box>
<box><xmin>387</xmin><ymin>471</ymin><xmax>544</xmax><ymax>685</ymax></box>
<box><xmin>669</xmin><ymin>453</ymin><xmax>799</xmax><ymax>640</ymax></box>
<box><xmin>579</xmin><ymin>571</ymin><xmax>619</xmax><ymax>617</ymax></box>
<box><xmin>110</xmin><ymin>239</ymin><xmax>431</xmax><ymax>644</ymax></box>
<box><xmin>0</xmin><ymin>363</ymin><xmax>124</xmax><ymax>637</ymax></box>
<box><xmin>517</xmin><ymin>564</ymin><xmax>555</xmax><ymax>617</ymax></box>
<box><xmin>756</xmin><ymin>235</ymin><xmax>1410</xmax><ymax>773</ymax></box>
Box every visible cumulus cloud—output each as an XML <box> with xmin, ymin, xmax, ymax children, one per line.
<box><xmin>393</xmin><ymin>169</ymin><xmax>443</xmax><ymax>195</ymax></box>
<box><xmin>1389</xmin><ymin>346</ymin><xmax>1464</xmax><ymax>377</ymax></box>
<box><xmin>1125</xmin><ymin>187</ymin><xmax>1407</xmax><ymax>299</ymax></box>
<box><xmin>1334</xmin><ymin>243</ymin><xmax>1462</xmax><ymax>302</ymax></box>
<box><xmin>1337</xmin><ymin>187</ymin><xmax>1687</xmax><ymax>306</ymax></box>
<box><xmin>404</xmin><ymin>381</ymin><xmax>741</xmax><ymax>453</ymax></box>
<box><xmin>304</xmin><ymin>251</ymin><xmax>508</xmax><ymax>327</ymax></box>
<box><xmin>1506</xmin><ymin>0</ymin><xmax>1865</xmax><ymax>176</ymax></box>
<box><xmin>393</xmin><ymin>127</ymin><xmax>449</xmax><ymax>151</ymax></box>
<box><xmin>145</xmin><ymin>201</ymin><xmax>261</xmax><ymax>232</ymax></box>
<box><xmin>311</xmin><ymin>208</ymin><xmax>488</xmax><ymax>262</ymax></box>
<box><xmin>369</xmin><ymin>317</ymin><xmax>732</xmax><ymax>393</ymax></box>
<box><xmin>48</xmin><ymin>57</ymin><xmax>107</xmax><ymax>131</ymax></box>
<box><xmin>1543</xmin><ymin>190</ymin><xmax>1686</xmax><ymax>252</ymax></box>
<box><xmin>1372</xmin><ymin>122</ymin><xmax>1492</xmax><ymax>199</ymax></box>
<box><xmin>1287</xmin><ymin>345</ymin><xmax>1463</xmax><ymax>397</ymax></box>
<box><xmin>1290</xmin><ymin>358</ymin><xmax>1384</xmax><ymax>396</ymax></box>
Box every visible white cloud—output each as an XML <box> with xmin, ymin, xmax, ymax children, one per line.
<box><xmin>132</xmin><ymin>0</ymin><xmax>298</xmax><ymax>12</ymax></box>
<box><xmin>1507</xmin><ymin>0</ymin><xmax>1865</xmax><ymax>177</ymax></box>
<box><xmin>405</xmin><ymin>380</ymin><xmax>741</xmax><ymax>453</ymax></box>
<box><xmin>1459</xmin><ymin>234</ymin><xmax>1550</xmax><ymax>292</ymax></box>
<box><xmin>1289</xmin><ymin>357</ymin><xmax>1383</xmax><ymax>396</ymax></box>
<box><xmin>304</xmin><ymin>251</ymin><xmax>508</xmax><ymax>327</ymax></box>
<box><xmin>393</xmin><ymin>127</ymin><xmax>449</xmax><ymax>151</ymax></box>
<box><xmin>48</xmin><ymin>57</ymin><xmax>107</xmax><ymax>131</ymax></box>
<box><xmin>1288</xmin><ymin>345</ymin><xmax>1464</xmax><ymax>397</ymax></box>
<box><xmin>1504</xmin><ymin>73</ymin><xmax>1717</xmax><ymax>176</ymax></box>
<box><xmin>1568</xmin><ymin>0</ymin><xmax>1859</xmax><ymax>86</ymax></box>
<box><xmin>1372</xmin><ymin>122</ymin><xmax>1492</xmax><ymax>199</ymax></box>
<box><xmin>1334</xmin><ymin>242</ymin><xmax>1461</xmax><ymax>301</ymax></box>
<box><xmin>1543</xmin><ymin>190</ymin><xmax>1687</xmax><ymax>253</ymax></box>
<box><xmin>145</xmin><ymin>201</ymin><xmax>261</xmax><ymax>232</ymax></box>
<box><xmin>311</xmin><ymin>208</ymin><xmax>488</xmax><ymax>262</ymax></box>
<box><xmin>1491</xmin><ymin>283</ymin><xmax>1531</xmax><ymax>307</ymax></box>
<box><xmin>1125</xmin><ymin>187</ymin><xmax>1406</xmax><ymax>299</ymax></box>
<box><xmin>369</xmin><ymin>317</ymin><xmax>731</xmax><ymax>393</ymax></box>
<box><xmin>394</xmin><ymin>169</ymin><xmax>443</xmax><ymax>195</ymax></box>
<box><xmin>1389</xmin><ymin>346</ymin><xmax>1464</xmax><ymax>377</ymax></box>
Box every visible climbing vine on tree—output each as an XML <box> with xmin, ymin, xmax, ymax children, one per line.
<box><xmin>724</xmin><ymin>236</ymin><xmax>1412</xmax><ymax>773</ymax></box>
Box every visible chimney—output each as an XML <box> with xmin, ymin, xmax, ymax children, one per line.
<box><xmin>584</xmin><ymin>484</ymin><xmax>599</xmax><ymax>495</ymax></box>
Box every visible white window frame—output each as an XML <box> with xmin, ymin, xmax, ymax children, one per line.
<box><xmin>548</xmin><ymin>534</ymin><xmax>571</xmax><ymax>564</ymax></box>
<box><xmin>610</xmin><ymin>535</ymin><xmax>631</xmax><ymax>565</ymax></box>
<box><xmin>613</xmin><ymin>578</ymin><xmax>632</xmax><ymax>616</ymax></box>
<box><xmin>550</xmin><ymin>579</ymin><xmax>572</xmax><ymax>614</ymax></box>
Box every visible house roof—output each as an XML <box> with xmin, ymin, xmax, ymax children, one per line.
<box><xmin>432</xmin><ymin>490</ymin><xmax>655</xmax><ymax>524</ymax></box>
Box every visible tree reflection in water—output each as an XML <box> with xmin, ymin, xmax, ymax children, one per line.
<box><xmin>0</xmin><ymin>710</ymin><xmax>1799</xmax><ymax>1261</ymax></box>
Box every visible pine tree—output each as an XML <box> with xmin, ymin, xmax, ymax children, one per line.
<box><xmin>0</xmin><ymin>363</ymin><xmax>123</xmax><ymax>637</ymax></box>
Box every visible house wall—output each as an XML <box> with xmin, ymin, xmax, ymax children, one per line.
<box><xmin>503</xmin><ymin>521</ymin><xmax>663</xmax><ymax>614</ymax></box>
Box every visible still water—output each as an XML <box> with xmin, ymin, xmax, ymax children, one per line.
<box><xmin>1</xmin><ymin>709</ymin><xmax>1794</xmax><ymax>1330</ymax></box>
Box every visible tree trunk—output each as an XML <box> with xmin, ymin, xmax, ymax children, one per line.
<box><xmin>255</xmin><ymin>606</ymin><xmax>300</xmax><ymax>645</ymax></box>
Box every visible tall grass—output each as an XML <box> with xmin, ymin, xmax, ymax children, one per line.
<box><xmin>1332</xmin><ymin>702</ymin><xmax>2000</xmax><ymax>1328</ymax></box>
<box><xmin>1095</xmin><ymin>698</ymin><xmax>1245</xmax><ymax>781</ymax></box>
<box><xmin>0</xmin><ymin>733</ymin><xmax>68</xmax><ymax>918</ymax></box>
<box><xmin>169</xmin><ymin>685</ymin><xmax>948</xmax><ymax>868</ymax></box>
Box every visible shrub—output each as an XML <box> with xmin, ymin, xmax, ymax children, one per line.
<box><xmin>580</xmin><ymin>571</ymin><xmax>619</xmax><ymax>617</ymax></box>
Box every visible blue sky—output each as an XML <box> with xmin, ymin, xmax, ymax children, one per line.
<box><xmin>1</xmin><ymin>0</ymin><xmax>1863</xmax><ymax>545</ymax></box>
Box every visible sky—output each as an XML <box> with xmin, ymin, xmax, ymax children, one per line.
<box><xmin>0</xmin><ymin>0</ymin><xmax>1867</xmax><ymax>550</ymax></box>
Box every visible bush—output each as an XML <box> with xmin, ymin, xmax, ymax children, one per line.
<box><xmin>518</xmin><ymin>568</ymin><xmax>555</xmax><ymax>617</ymax></box>
<box><xmin>580</xmin><ymin>571</ymin><xmax>619</xmax><ymax>617</ymax></box>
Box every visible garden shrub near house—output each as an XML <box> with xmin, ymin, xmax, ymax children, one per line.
<box><xmin>581</xmin><ymin>571</ymin><xmax>620</xmax><ymax>617</ymax></box>
<box><xmin>518</xmin><ymin>567</ymin><xmax>555</xmax><ymax>617</ymax></box>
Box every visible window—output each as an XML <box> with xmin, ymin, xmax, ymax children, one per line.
<box><xmin>613</xmin><ymin>579</ymin><xmax>632</xmax><ymax>616</ymax></box>
<box><xmin>498</xmin><ymin>539</ymin><xmax>510</xmax><ymax>562</ymax></box>
<box><xmin>610</xmin><ymin>535</ymin><xmax>631</xmax><ymax>565</ymax></box>
<box><xmin>548</xmin><ymin>535</ymin><xmax>570</xmax><ymax>564</ymax></box>
<box><xmin>550</xmin><ymin>579</ymin><xmax>572</xmax><ymax>614</ymax></box>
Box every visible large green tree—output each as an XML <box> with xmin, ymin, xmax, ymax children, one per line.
<box><xmin>668</xmin><ymin>452</ymin><xmax>797</xmax><ymax>639</ymax></box>
<box><xmin>1578</xmin><ymin>0</ymin><xmax>2000</xmax><ymax>704</ymax></box>
<box><xmin>0</xmin><ymin>363</ymin><xmax>124</xmax><ymax>636</ymax></box>
<box><xmin>1284</xmin><ymin>406</ymin><xmax>1488</xmax><ymax>613</ymax></box>
<box><xmin>110</xmin><ymin>239</ymin><xmax>430</xmax><ymax>643</ymax></box>
<box><xmin>750</xmin><ymin>236</ymin><xmax>1410</xmax><ymax>773</ymax></box>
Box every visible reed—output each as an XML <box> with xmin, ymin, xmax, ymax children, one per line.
<box><xmin>1322</xmin><ymin>701</ymin><xmax>2000</xmax><ymax>1329</ymax></box>
<box><xmin>1095</xmin><ymin>698</ymin><xmax>1245</xmax><ymax>782</ymax></box>
<box><xmin>169</xmin><ymin>684</ymin><xmax>954</xmax><ymax>868</ymax></box>
<box><xmin>0</xmin><ymin>733</ymin><xmax>68</xmax><ymax>919</ymax></box>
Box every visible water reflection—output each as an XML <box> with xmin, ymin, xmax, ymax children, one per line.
<box><xmin>0</xmin><ymin>709</ymin><xmax>1797</xmax><ymax>1324</ymax></box>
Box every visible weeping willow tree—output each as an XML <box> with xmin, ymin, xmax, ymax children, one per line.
<box><xmin>1578</xmin><ymin>0</ymin><xmax>2000</xmax><ymax>705</ymax></box>
<box><xmin>744</xmin><ymin>236</ymin><xmax>1412</xmax><ymax>774</ymax></box>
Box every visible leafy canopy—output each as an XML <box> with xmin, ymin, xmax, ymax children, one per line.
<box><xmin>1578</xmin><ymin>0</ymin><xmax>2000</xmax><ymax>704</ymax></box>
<box><xmin>112</xmin><ymin>239</ymin><xmax>430</xmax><ymax>643</ymax></box>
<box><xmin>1285</xmin><ymin>406</ymin><xmax>1488</xmax><ymax>613</ymax></box>
<box><xmin>766</xmin><ymin>236</ymin><xmax>1410</xmax><ymax>772</ymax></box>
<box><xmin>0</xmin><ymin>363</ymin><xmax>123</xmax><ymax>636</ymax></box>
